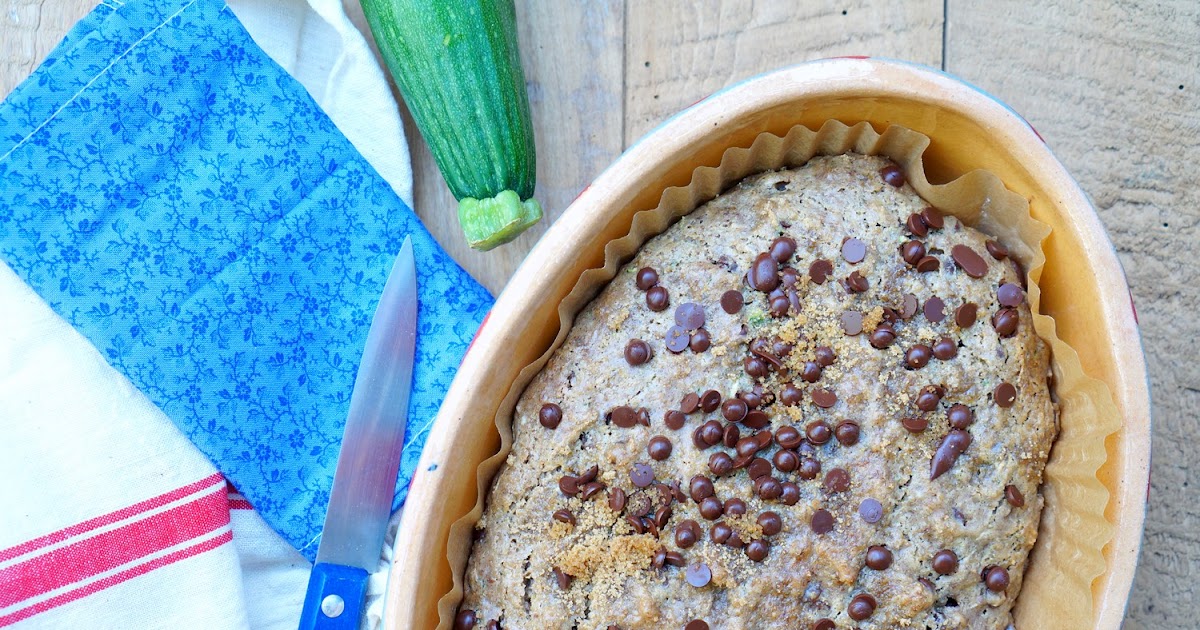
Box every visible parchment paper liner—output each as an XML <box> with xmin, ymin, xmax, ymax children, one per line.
<box><xmin>436</xmin><ymin>121</ymin><xmax>1121</xmax><ymax>629</ymax></box>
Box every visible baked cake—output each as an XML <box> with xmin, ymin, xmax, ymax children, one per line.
<box><xmin>455</xmin><ymin>154</ymin><xmax>1057</xmax><ymax>629</ymax></box>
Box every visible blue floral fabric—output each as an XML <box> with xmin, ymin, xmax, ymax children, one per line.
<box><xmin>0</xmin><ymin>0</ymin><xmax>492</xmax><ymax>558</ymax></box>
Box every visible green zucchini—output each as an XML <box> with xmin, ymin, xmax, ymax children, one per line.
<box><xmin>360</xmin><ymin>0</ymin><xmax>541</xmax><ymax>251</ymax></box>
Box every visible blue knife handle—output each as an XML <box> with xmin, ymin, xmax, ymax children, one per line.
<box><xmin>298</xmin><ymin>563</ymin><xmax>369</xmax><ymax>630</ymax></box>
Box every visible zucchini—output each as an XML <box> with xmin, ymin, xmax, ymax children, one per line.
<box><xmin>360</xmin><ymin>0</ymin><xmax>542</xmax><ymax>251</ymax></box>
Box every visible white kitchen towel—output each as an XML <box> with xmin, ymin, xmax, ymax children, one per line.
<box><xmin>0</xmin><ymin>0</ymin><xmax>412</xmax><ymax>626</ymax></box>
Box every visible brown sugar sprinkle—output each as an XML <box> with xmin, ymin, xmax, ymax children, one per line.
<box><xmin>538</xmin><ymin>403</ymin><xmax>562</xmax><ymax>429</ymax></box>
<box><xmin>986</xmin><ymin>239</ymin><xmax>1010</xmax><ymax>260</ymax></box>
<box><xmin>645</xmin><ymin>285</ymin><xmax>669</xmax><ymax>312</ymax></box>
<box><xmin>998</xmin><ymin>282</ymin><xmax>1025</xmax><ymax>306</ymax></box>
<box><xmin>811</xmin><ymin>509</ymin><xmax>835</xmax><ymax>534</ymax></box>
<box><xmin>902</xmin><ymin>416</ymin><xmax>929</xmax><ymax>433</ymax></box>
<box><xmin>1005</xmin><ymin>484</ymin><xmax>1026</xmax><ymax>507</ymax></box>
<box><xmin>623</xmin><ymin>339</ymin><xmax>652</xmax><ymax>366</ymax></box>
<box><xmin>951</xmin><ymin>244</ymin><xmax>989</xmax><ymax>278</ymax></box>
<box><xmin>932</xmin><ymin>549</ymin><xmax>959</xmax><ymax>575</ymax></box>
<box><xmin>994</xmin><ymin>382</ymin><xmax>1018</xmax><ymax>407</ymax></box>
<box><xmin>880</xmin><ymin>164</ymin><xmax>906</xmax><ymax>187</ymax></box>
<box><xmin>848</xmin><ymin>593</ymin><xmax>877</xmax><ymax>621</ymax></box>
<box><xmin>664</xmin><ymin>410</ymin><xmax>686</xmax><ymax>430</ymax></box>
<box><xmin>608</xmin><ymin>487</ymin><xmax>626</xmax><ymax>512</ymax></box>
<box><xmin>454</xmin><ymin>610</ymin><xmax>476</xmax><ymax>630</ymax></box>
<box><xmin>808</xmin><ymin>259</ymin><xmax>834</xmax><ymax>284</ymax></box>
<box><xmin>635</xmin><ymin>267</ymin><xmax>659</xmax><ymax>291</ymax></box>
<box><xmin>931</xmin><ymin>429</ymin><xmax>973</xmax><ymax>480</ymax></box>
<box><xmin>721</xmin><ymin>289</ymin><xmax>744</xmax><ymax>314</ymax></box>
<box><xmin>955</xmin><ymin>302</ymin><xmax>978</xmax><ymax>328</ymax></box>
<box><xmin>924</xmin><ymin>296</ymin><xmax>946</xmax><ymax>323</ymax></box>
<box><xmin>916</xmin><ymin>255</ymin><xmax>941</xmax><ymax>273</ymax></box>
<box><xmin>552</xmin><ymin>509</ymin><xmax>575</xmax><ymax>526</ymax></box>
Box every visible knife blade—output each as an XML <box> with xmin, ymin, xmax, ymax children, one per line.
<box><xmin>298</xmin><ymin>236</ymin><xmax>418</xmax><ymax>630</ymax></box>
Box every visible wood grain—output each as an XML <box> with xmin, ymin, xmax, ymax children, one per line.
<box><xmin>946</xmin><ymin>2</ymin><xmax>1199</xmax><ymax>628</ymax></box>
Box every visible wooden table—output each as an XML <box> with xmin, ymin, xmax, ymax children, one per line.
<box><xmin>3</xmin><ymin>1</ymin><xmax>1195</xmax><ymax>627</ymax></box>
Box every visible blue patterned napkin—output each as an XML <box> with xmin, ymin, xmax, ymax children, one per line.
<box><xmin>0</xmin><ymin>0</ymin><xmax>491</xmax><ymax>558</ymax></box>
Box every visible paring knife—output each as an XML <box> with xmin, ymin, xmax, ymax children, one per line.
<box><xmin>298</xmin><ymin>236</ymin><xmax>418</xmax><ymax>630</ymax></box>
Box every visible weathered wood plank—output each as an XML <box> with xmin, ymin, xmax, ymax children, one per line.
<box><xmin>946</xmin><ymin>1</ymin><xmax>1200</xmax><ymax>627</ymax></box>
<box><xmin>623</xmin><ymin>0</ymin><xmax>944</xmax><ymax>144</ymax></box>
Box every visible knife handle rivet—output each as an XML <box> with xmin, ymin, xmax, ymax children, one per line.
<box><xmin>321</xmin><ymin>594</ymin><xmax>346</xmax><ymax>618</ymax></box>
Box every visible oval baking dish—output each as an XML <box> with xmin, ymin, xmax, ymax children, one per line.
<box><xmin>384</xmin><ymin>58</ymin><xmax>1151</xmax><ymax>630</ymax></box>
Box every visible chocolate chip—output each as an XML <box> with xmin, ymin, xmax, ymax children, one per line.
<box><xmin>745</xmin><ymin>410</ymin><xmax>773</xmax><ymax>432</ymax></box>
<box><xmin>811</xmin><ymin>389</ymin><xmax>837</xmax><ymax>409</ymax></box>
<box><xmin>689</xmin><ymin>328</ymin><xmax>711</xmax><ymax>352</ymax></box>
<box><xmin>916</xmin><ymin>385</ymin><xmax>943</xmax><ymax>411</ymax></box>
<box><xmin>646</xmin><ymin>286</ymin><xmax>669</xmax><ymax>311</ymax></box>
<box><xmin>675</xmin><ymin>303</ymin><xmax>706</xmax><ymax>330</ymax></box>
<box><xmin>626</xmin><ymin>514</ymin><xmax>645</xmax><ymax>534</ymax></box>
<box><xmin>648</xmin><ymin>436</ymin><xmax>673</xmax><ymax>461</ymax></box>
<box><xmin>770</xmin><ymin>236</ymin><xmax>797</xmax><ymax>263</ymax></box>
<box><xmin>744</xmin><ymin>356</ymin><xmax>768</xmax><ymax>378</ymax></box>
<box><xmin>815</xmin><ymin>346</ymin><xmax>836</xmax><ymax>366</ymax></box>
<box><xmin>553</xmin><ymin>509</ymin><xmax>575</xmax><ymax>526</ymax></box>
<box><xmin>824</xmin><ymin>468</ymin><xmax>851</xmax><ymax>493</ymax></box>
<box><xmin>747</xmin><ymin>253</ymin><xmax>780</xmax><ymax>292</ymax></box>
<box><xmin>1005</xmin><ymin>484</ymin><xmax>1025</xmax><ymax>507</ymax></box>
<box><xmin>773</xmin><ymin>449</ymin><xmax>800</xmax><ymax>473</ymax></box>
<box><xmin>986</xmin><ymin>239</ymin><xmax>1009</xmax><ymax>260</ymax></box>
<box><xmin>835</xmin><ymin>420</ymin><xmax>860</xmax><ymax>446</ymax></box>
<box><xmin>486</xmin><ymin>620</ymin><xmax>500</xmax><ymax>630</ymax></box>
<box><xmin>624</xmin><ymin>339</ymin><xmax>652</xmax><ymax>366</ymax></box>
<box><xmin>553</xmin><ymin>567</ymin><xmax>573</xmax><ymax>590</ymax></box>
<box><xmin>539</xmin><ymin>403</ymin><xmax>563</xmax><ymax>429</ymax></box>
<box><xmin>723</xmin><ymin>498</ymin><xmax>747</xmax><ymax>516</ymax></box>
<box><xmin>754</xmin><ymin>511</ymin><xmax>782</xmax><ymax>537</ymax></box>
<box><xmin>916</xmin><ymin>255</ymin><xmax>940</xmax><ymax>272</ymax></box>
<box><xmin>933</xmin><ymin>337</ymin><xmax>957</xmax><ymax>360</ymax></box>
<box><xmin>630</xmin><ymin>463</ymin><xmax>655</xmax><ymax>487</ymax></box>
<box><xmin>679</xmin><ymin>392</ymin><xmax>700</xmax><ymax>414</ymax></box>
<box><xmin>721</xmin><ymin>289</ymin><xmax>744</xmax><ymax>314</ymax></box>
<box><xmin>708</xmin><ymin>452</ymin><xmax>733</xmax><ymax>477</ymax></box>
<box><xmin>454</xmin><ymin>609</ymin><xmax>477</xmax><ymax>630</ymax></box>
<box><xmin>652</xmin><ymin>546</ymin><xmax>667</xmax><ymax>569</ymax></box>
<box><xmin>746</xmin><ymin>539</ymin><xmax>770</xmax><ymax>562</ymax></box>
<box><xmin>698</xmin><ymin>420</ymin><xmax>723</xmax><ymax>447</ymax></box>
<box><xmin>998</xmin><ymin>282</ymin><xmax>1024</xmax><ymax>306</ymax></box>
<box><xmin>848</xmin><ymin>593</ymin><xmax>877</xmax><ymax>620</ymax></box>
<box><xmin>841</xmin><ymin>311</ymin><xmax>864</xmax><ymax>336</ymax></box>
<box><xmin>797</xmin><ymin>361</ymin><xmax>821</xmax><ymax>383</ymax></box>
<box><xmin>806</xmin><ymin>420</ymin><xmax>832</xmax><ymax>444</ymax></box>
<box><xmin>813</xmin><ymin>620</ymin><xmax>836</xmax><ymax>630</ymax></box>
<box><xmin>842</xmin><ymin>237</ymin><xmax>868</xmax><ymax>264</ymax></box>
<box><xmin>768</xmin><ymin>293</ymin><xmax>790</xmax><ymax>318</ymax></box>
<box><xmin>809</xmin><ymin>259</ymin><xmax>834</xmax><ymax>284</ymax></box>
<box><xmin>869</xmin><ymin>324</ymin><xmax>896</xmax><ymax>349</ymax></box>
<box><xmin>611</xmin><ymin>405</ymin><xmax>638</xmax><ymax>428</ymax></box>
<box><xmin>722</xmin><ymin>424</ymin><xmax>740</xmax><ymax>448</ymax></box>
<box><xmin>735</xmin><ymin>436</ymin><xmax>760</xmax><ymax>460</ymax></box>
<box><xmin>948</xmin><ymin>404</ymin><xmax>974</xmax><ymax>429</ymax></box>
<box><xmin>741</xmin><ymin>457</ymin><xmax>767</xmax><ymax>480</ymax></box>
<box><xmin>738</xmin><ymin>389</ymin><xmax>763</xmax><ymax>408</ymax></box>
<box><xmin>699</xmin><ymin>496</ymin><xmax>723</xmax><ymax>520</ymax></box>
<box><xmin>901</xmin><ymin>293</ymin><xmax>919</xmax><ymax>319</ymax></box>
<box><xmin>951</xmin><ymin>244</ymin><xmax>989</xmax><ymax>278</ymax></box>
<box><xmin>676</xmin><ymin>518</ymin><xmax>700</xmax><ymax>547</ymax></box>
<box><xmin>924</xmin><ymin>296</ymin><xmax>946</xmax><ymax>322</ymax></box>
<box><xmin>922</xmin><ymin>207</ymin><xmax>944</xmax><ymax>229</ymax></box>
<box><xmin>798</xmin><ymin>457</ymin><xmax>821</xmax><ymax>480</ymax></box>
<box><xmin>716</xmin><ymin>399</ymin><xmax>745</xmax><ymax>424</ymax></box>
<box><xmin>781</xmin><ymin>482</ymin><xmax>800</xmax><ymax>505</ymax></box>
<box><xmin>955</xmin><ymin>302</ymin><xmax>978</xmax><ymax>328</ymax></box>
<box><xmin>901</xmin><ymin>240</ymin><xmax>927</xmax><ymax>266</ymax></box>
<box><xmin>930</xmin><ymin>429</ymin><xmax>972</xmax><ymax>480</ymax></box>
<box><xmin>844</xmin><ymin>271</ymin><xmax>869</xmax><ymax>294</ymax></box>
<box><xmin>558</xmin><ymin>475</ymin><xmax>579</xmax><ymax>496</ymax></box>
<box><xmin>636</xmin><ymin>408</ymin><xmax>651</xmax><ymax>427</ymax></box>
<box><xmin>685</xmin><ymin>621</ymin><xmax>708</xmax><ymax>630</ymax></box>
<box><xmin>811</xmin><ymin>509</ymin><xmax>834</xmax><ymax>534</ymax></box>
<box><xmin>779</xmin><ymin>383</ymin><xmax>803</xmax><ymax>406</ymax></box>
<box><xmin>932</xmin><ymin>549</ymin><xmax>959</xmax><ymax>575</ymax></box>
<box><xmin>664</xmin><ymin>410</ymin><xmax>686</xmax><ymax>430</ymax></box>
<box><xmin>665</xmin><ymin>325</ymin><xmax>690</xmax><ymax>352</ymax></box>
<box><xmin>994</xmin><ymin>382</ymin><xmax>1017</xmax><ymax>407</ymax></box>
<box><xmin>685</xmin><ymin>562</ymin><xmax>711</xmax><ymax>588</ymax></box>
<box><xmin>775</xmin><ymin>425</ymin><xmax>802</xmax><ymax>449</ymax></box>
<box><xmin>635</xmin><ymin>267</ymin><xmax>659</xmax><ymax>291</ymax></box>
<box><xmin>754</xmin><ymin>476</ymin><xmax>783</xmax><ymax>500</ymax></box>
<box><xmin>985</xmin><ymin>566</ymin><xmax>1010</xmax><ymax>592</ymax></box>
<box><xmin>710</xmin><ymin>521</ymin><xmax>732</xmax><ymax>545</ymax></box>
<box><xmin>880</xmin><ymin>164</ymin><xmax>905</xmax><ymax>187</ymax></box>
<box><xmin>902</xmin><ymin>416</ymin><xmax>928</xmax><ymax>433</ymax></box>
<box><xmin>859</xmin><ymin>498</ymin><xmax>883</xmax><ymax>523</ymax></box>
<box><xmin>684</xmin><ymin>477</ymin><xmax>711</xmax><ymax>504</ymax></box>
<box><xmin>905</xmin><ymin>344</ymin><xmax>933</xmax><ymax>369</ymax></box>
<box><xmin>906</xmin><ymin>212</ymin><xmax>929</xmax><ymax>237</ymax></box>
<box><xmin>608</xmin><ymin>487</ymin><xmax>626</xmax><ymax>512</ymax></box>
<box><xmin>865</xmin><ymin>545</ymin><xmax>893</xmax><ymax>570</ymax></box>
<box><xmin>578</xmin><ymin>481</ymin><xmax>605</xmax><ymax>501</ymax></box>
<box><xmin>653</xmin><ymin>504</ymin><xmax>673</xmax><ymax>529</ymax></box>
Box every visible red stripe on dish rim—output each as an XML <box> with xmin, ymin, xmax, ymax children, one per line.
<box><xmin>0</xmin><ymin>487</ymin><xmax>229</xmax><ymax>608</ymax></box>
<box><xmin>0</xmin><ymin>530</ymin><xmax>233</xmax><ymax>627</ymax></box>
<box><xmin>464</xmin><ymin>310</ymin><xmax>492</xmax><ymax>358</ymax></box>
<box><xmin>0</xmin><ymin>473</ymin><xmax>224</xmax><ymax>564</ymax></box>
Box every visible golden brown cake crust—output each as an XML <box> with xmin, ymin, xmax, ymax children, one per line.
<box><xmin>458</xmin><ymin>155</ymin><xmax>1057</xmax><ymax>630</ymax></box>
